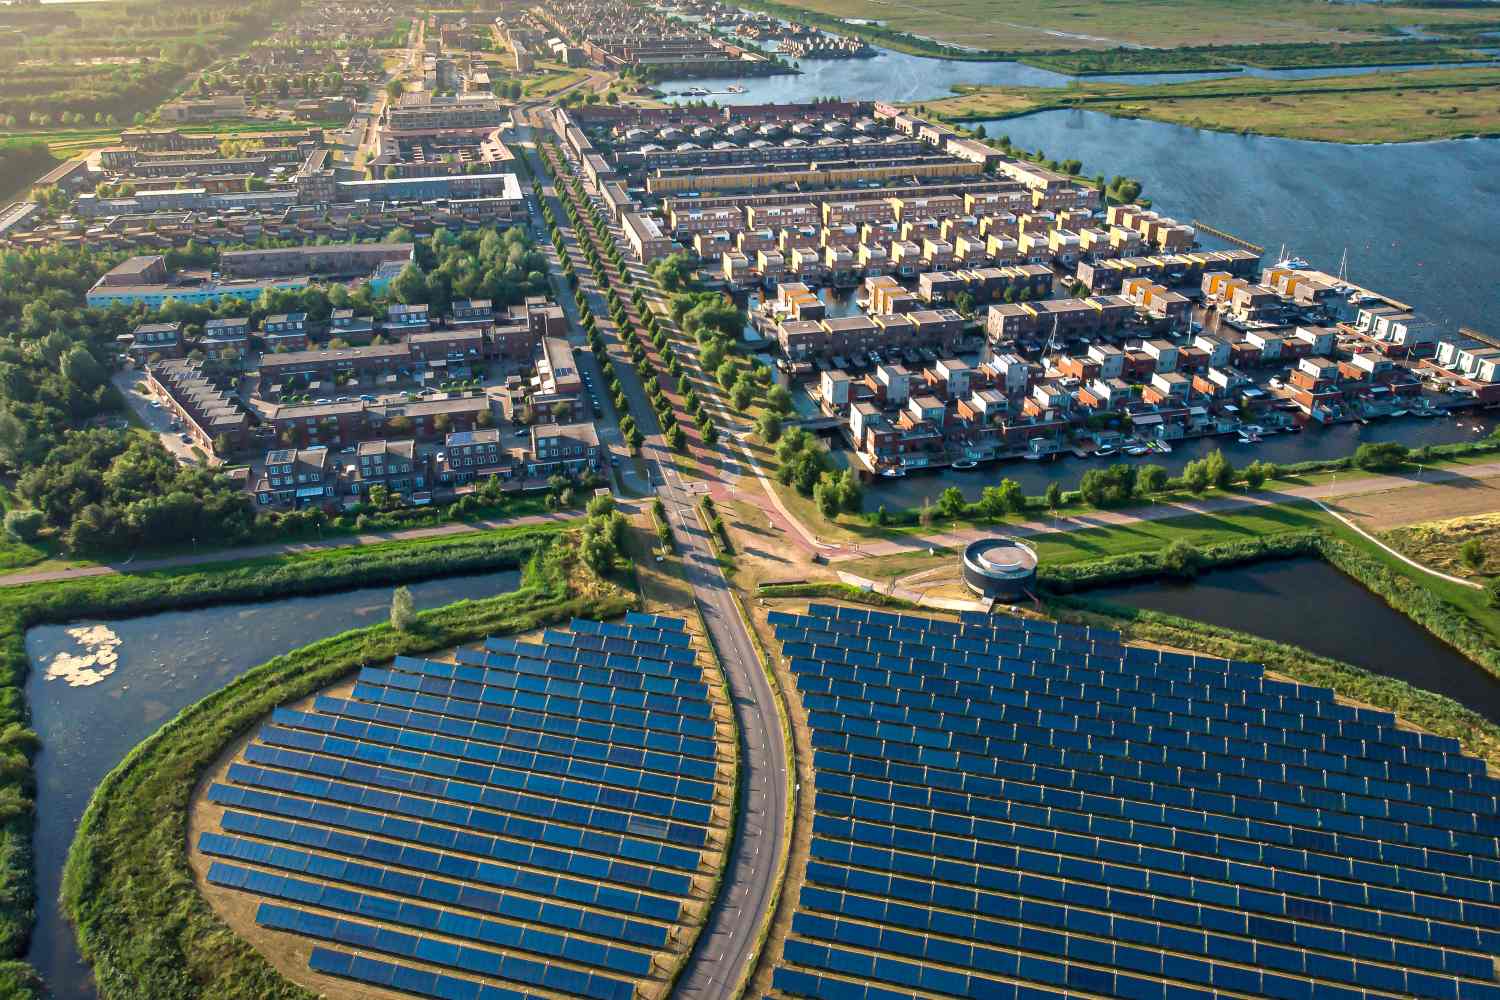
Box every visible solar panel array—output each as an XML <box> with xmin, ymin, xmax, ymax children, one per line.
<box><xmin>767</xmin><ymin>603</ymin><xmax>1500</xmax><ymax>1000</ymax></box>
<box><xmin>194</xmin><ymin>613</ymin><xmax>731</xmax><ymax>1000</ymax></box>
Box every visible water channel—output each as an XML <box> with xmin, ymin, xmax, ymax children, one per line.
<box><xmin>837</xmin><ymin>409</ymin><xmax>1500</xmax><ymax>507</ymax></box>
<box><xmin>1083</xmin><ymin>557</ymin><xmax>1500</xmax><ymax>724</ymax></box>
<box><xmin>23</xmin><ymin>568</ymin><xmax>522</xmax><ymax>999</ymax></box>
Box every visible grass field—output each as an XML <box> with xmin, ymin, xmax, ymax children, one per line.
<box><xmin>1382</xmin><ymin>513</ymin><xmax>1500</xmax><ymax>581</ymax></box>
<box><xmin>739</xmin><ymin>0</ymin><xmax>1499</xmax><ymax>54</ymax></box>
<box><xmin>923</xmin><ymin>65</ymin><xmax>1500</xmax><ymax>143</ymax></box>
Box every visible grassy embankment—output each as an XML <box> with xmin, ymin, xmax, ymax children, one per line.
<box><xmin>920</xmin><ymin>65</ymin><xmax>1500</xmax><ymax>143</ymax></box>
<box><xmin>0</xmin><ymin>523</ymin><xmax>574</xmax><ymax>998</ymax></box>
<box><xmin>56</xmin><ymin>524</ymin><xmax>636</xmax><ymax>1000</ymax></box>
<box><xmin>1383</xmin><ymin>513</ymin><xmax>1500</xmax><ymax>582</ymax></box>
<box><xmin>734</xmin><ymin>0</ymin><xmax>1498</xmax><ymax>57</ymax></box>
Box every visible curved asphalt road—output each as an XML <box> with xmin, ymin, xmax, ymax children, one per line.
<box><xmin>521</xmin><ymin>133</ymin><xmax>790</xmax><ymax>1000</ymax></box>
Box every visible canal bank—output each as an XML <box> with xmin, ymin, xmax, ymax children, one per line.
<box><xmin>1082</xmin><ymin>556</ymin><xmax>1500</xmax><ymax>723</ymax></box>
<box><xmin>25</xmin><ymin>569</ymin><xmax>522</xmax><ymax>1000</ymax></box>
<box><xmin>833</xmin><ymin>410</ymin><xmax>1500</xmax><ymax>509</ymax></box>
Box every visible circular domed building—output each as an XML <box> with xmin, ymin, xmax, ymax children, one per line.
<box><xmin>961</xmin><ymin>536</ymin><xmax>1038</xmax><ymax>599</ymax></box>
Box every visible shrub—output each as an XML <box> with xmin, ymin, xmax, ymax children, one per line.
<box><xmin>3</xmin><ymin>510</ymin><xmax>42</xmax><ymax>543</ymax></box>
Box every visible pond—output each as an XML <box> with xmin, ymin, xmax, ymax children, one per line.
<box><xmin>23</xmin><ymin>568</ymin><xmax>523</xmax><ymax>999</ymax></box>
<box><xmin>1081</xmin><ymin>557</ymin><xmax>1500</xmax><ymax>724</ymax></box>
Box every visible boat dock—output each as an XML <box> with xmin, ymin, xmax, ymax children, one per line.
<box><xmin>1192</xmin><ymin>220</ymin><xmax>1264</xmax><ymax>254</ymax></box>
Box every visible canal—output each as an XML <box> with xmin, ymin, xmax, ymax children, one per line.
<box><xmin>836</xmin><ymin>409</ymin><xmax>1500</xmax><ymax>508</ymax></box>
<box><xmin>23</xmin><ymin>568</ymin><xmax>523</xmax><ymax>999</ymax></box>
<box><xmin>1081</xmin><ymin>557</ymin><xmax>1500</xmax><ymax>724</ymax></box>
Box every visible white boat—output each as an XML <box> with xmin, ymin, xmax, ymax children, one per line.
<box><xmin>1094</xmin><ymin>445</ymin><xmax>1117</xmax><ymax>458</ymax></box>
<box><xmin>1125</xmin><ymin>445</ymin><xmax>1150</xmax><ymax>456</ymax></box>
<box><xmin>950</xmin><ymin>459</ymin><xmax>978</xmax><ymax>470</ymax></box>
<box><xmin>726</xmin><ymin>84</ymin><xmax>747</xmax><ymax>93</ymax></box>
<box><xmin>1275</xmin><ymin>253</ymin><xmax>1310</xmax><ymax>270</ymax></box>
<box><xmin>879</xmin><ymin>467</ymin><xmax>905</xmax><ymax>478</ymax></box>
<box><xmin>1152</xmin><ymin>440</ymin><xmax>1173</xmax><ymax>454</ymax></box>
<box><xmin>1390</xmin><ymin>409</ymin><xmax>1408</xmax><ymax>418</ymax></box>
<box><xmin>1022</xmin><ymin>452</ymin><xmax>1043</xmax><ymax>461</ymax></box>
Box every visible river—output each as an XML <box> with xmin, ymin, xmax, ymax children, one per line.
<box><xmin>23</xmin><ymin>569</ymin><xmax>523</xmax><ymax>999</ymax></box>
<box><xmin>1082</xmin><ymin>557</ymin><xmax>1500</xmax><ymax>724</ymax></box>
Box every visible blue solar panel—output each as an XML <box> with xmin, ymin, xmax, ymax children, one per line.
<box><xmin>771</xmin><ymin>607</ymin><xmax>1500</xmax><ymax>1000</ymax></box>
<box><xmin>197</xmin><ymin>618</ymin><xmax>720</xmax><ymax>999</ymax></box>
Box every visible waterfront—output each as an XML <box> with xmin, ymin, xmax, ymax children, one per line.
<box><xmin>969</xmin><ymin>111</ymin><xmax>1500</xmax><ymax>336</ymax></box>
<box><xmin>1084</xmin><ymin>557</ymin><xmax>1500</xmax><ymax>724</ymax></box>
<box><xmin>23</xmin><ymin>569</ymin><xmax>522</xmax><ymax>999</ymax></box>
<box><xmin>838</xmin><ymin>409</ymin><xmax>1500</xmax><ymax>506</ymax></box>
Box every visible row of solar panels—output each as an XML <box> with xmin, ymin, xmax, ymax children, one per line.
<box><xmin>278</xmin><ymin>698</ymin><xmax>720</xmax><ymax>784</ymax></box>
<box><xmin>256</xmin><ymin>902</ymin><xmax>636</xmax><ymax>1000</ymax></box>
<box><xmin>773</xmin><ymin>607</ymin><xmax>1500</xmax><ymax>1000</ymax></box>
<box><xmin>239</xmin><ymin>737</ymin><xmax>714</xmax><ymax>847</ymax></box>
<box><xmin>804</xmin><ymin>709</ymin><xmax>1500</xmax><ymax>883</ymax></box>
<box><xmin>805</xmin><ymin>836</ymin><xmax>1494</xmax><ymax>975</ymax></box>
<box><xmin>463</xmin><ymin>638</ymin><xmax>704</xmax><ymax>695</ymax></box>
<box><xmin>361</xmin><ymin>667</ymin><xmax>717</xmax><ymax>742</ymax></box>
<box><xmin>369</xmin><ymin>661</ymin><xmax>713</xmax><ymax>727</ymax></box>
<box><xmin>213</xmin><ymin>763</ymin><xmax>699</xmax><ymax>878</ymax></box>
<box><xmin>455</xmin><ymin>646</ymin><xmax>706</xmax><ymax>697</ymax></box>
<box><xmin>777</xmin><ymin>626</ymin><xmax>1480</xmax><ymax>780</ymax></box>
<box><xmin>204</xmin><ymin>821</ymin><xmax>670</xmax><ymax>947</ymax></box>
<box><xmin>810</xmin><ymin>808</ymin><xmax>1499</xmax><ymax>947</ymax></box>
<box><xmin>256</xmin><ymin>718</ymin><xmax>717</xmax><ymax>811</ymax></box>
<box><xmin>803</xmin><ymin>691</ymin><xmax>1497</xmax><ymax>833</ymax></box>
<box><xmin>790</xmin><ymin>659</ymin><xmax>1474</xmax><ymax>788</ymax></box>
<box><xmin>212</xmin><ymin>802</ymin><xmax>684</xmax><ymax>921</ymax></box>
<box><xmin>343</xmin><ymin>679</ymin><xmax>719</xmax><ymax>761</ymax></box>
<box><xmin>805</xmin><ymin>699</ymin><xmax>1491</xmax><ymax>817</ymax></box>
<box><xmin>222</xmin><ymin>757</ymin><xmax>703</xmax><ymax>881</ymax></box>
<box><xmin>799</xmin><ymin>692</ymin><xmax>1491</xmax><ymax>833</ymax></box>
<box><xmin>784</xmin><ymin>885</ymin><xmax>1500</xmax><ymax>1000</ymax></box>
<box><xmin>808</xmin><ymin>731</ymin><xmax>1500</xmax><ymax>872</ymax></box>
<box><xmin>798</xmin><ymin>606</ymin><xmax>1467</xmax><ymax>755</ymax></box>
<box><xmin>807</xmin><ymin>726</ymin><xmax>1500</xmax><ymax>889</ymax></box>
<box><xmin>208</xmin><ymin>857</ymin><xmax>655</xmax><ymax>976</ymax></box>
<box><xmin>798</xmin><ymin>865</ymin><xmax>1495</xmax><ymax>985</ymax></box>
<box><xmin>310</xmin><ymin>946</ymin><xmax>540</xmax><ymax>1000</ymax></box>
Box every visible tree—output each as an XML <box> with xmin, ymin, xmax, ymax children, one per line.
<box><xmin>1353</xmin><ymin>441</ymin><xmax>1409</xmax><ymax>472</ymax></box>
<box><xmin>1461</xmin><ymin>539</ymin><xmax>1487</xmax><ymax>572</ymax></box>
<box><xmin>937</xmin><ymin>486</ymin><xmax>966</xmax><ymax>519</ymax></box>
<box><xmin>1203</xmin><ymin>449</ymin><xmax>1235</xmax><ymax>490</ymax></box>
<box><xmin>390</xmin><ymin>585</ymin><xmax>416</xmax><ymax>631</ymax></box>
<box><xmin>1136</xmin><ymin>463</ymin><xmax>1168</xmax><ymax>497</ymax></box>
<box><xmin>716</xmin><ymin>359</ymin><xmax>738</xmax><ymax>390</ymax></box>
<box><xmin>756</xmin><ymin>410</ymin><xmax>782</xmax><ymax>443</ymax></box>
<box><xmin>1079</xmin><ymin>464</ymin><xmax>1137</xmax><ymax>508</ymax></box>
<box><xmin>60</xmin><ymin>345</ymin><xmax>105</xmax><ymax>391</ymax></box>
<box><xmin>765</xmin><ymin>384</ymin><xmax>792</xmax><ymax>415</ymax></box>
<box><xmin>1160</xmin><ymin>540</ymin><xmax>1202</xmax><ymax>578</ymax></box>
<box><xmin>814</xmin><ymin>476</ymin><xmax>839</xmax><ymax>519</ymax></box>
<box><xmin>1044</xmin><ymin>482</ymin><xmax>1063</xmax><ymax>511</ymax></box>
<box><xmin>730</xmin><ymin>377</ymin><xmax>754</xmax><ymax>412</ymax></box>
<box><xmin>1242</xmin><ymin>460</ymin><xmax>1270</xmax><ymax>490</ymax></box>
<box><xmin>4</xmin><ymin>508</ymin><xmax>43</xmax><ymax>542</ymax></box>
<box><xmin>1182</xmin><ymin>459</ymin><xmax>1211</xmax><ymax>495</ymax></box>
<box><xmin>391</xmin><ymin>262</ymin><xmax>427</xmax><ymax>304</ymax></box>
<box><xmin>978</xmin><ymin>479</ymin><xmax>1023</xmax><ymax>519</ymax></box>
